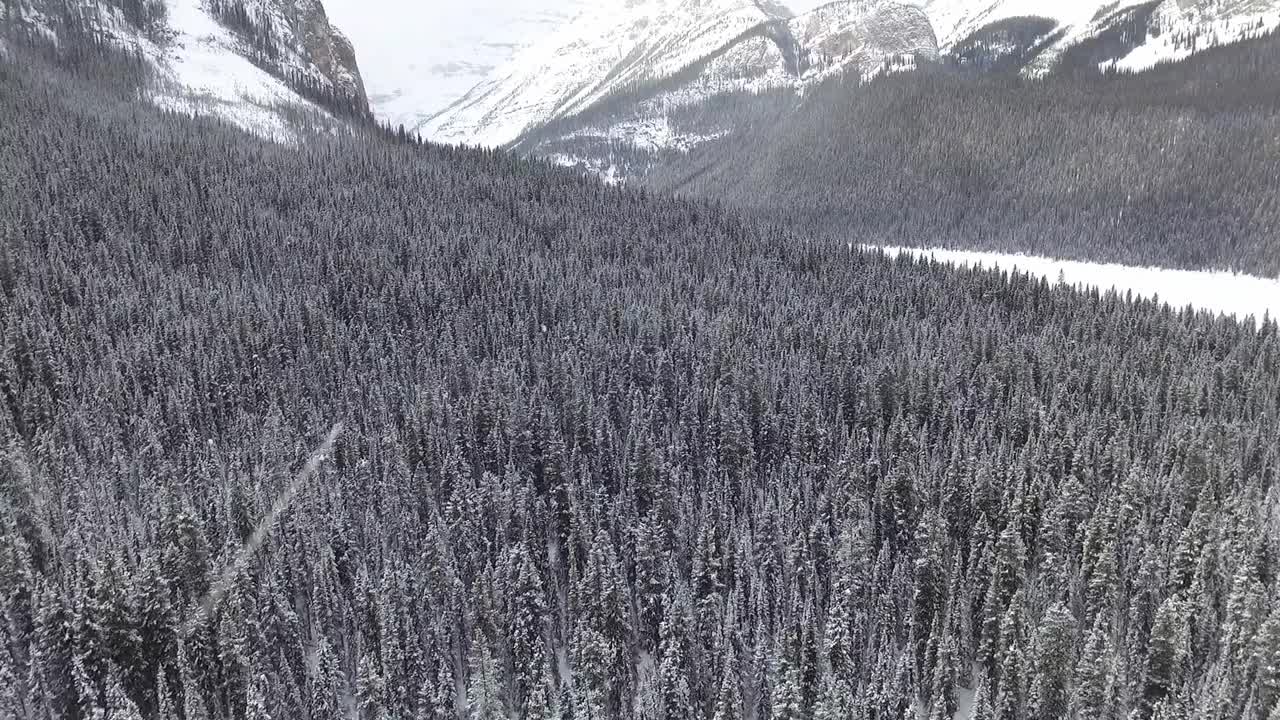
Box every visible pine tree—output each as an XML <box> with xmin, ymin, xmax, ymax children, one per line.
<box><xmin>1255</xmin><ymin>608</ymin><xmax>1280</xmax><ymax>720</ymax></box>
<box><xmin>972</xmin><ymin>670</ymin><xmax>995</xmax><ymax>720</ymax></box>
<box><xmin>913</xmin><ymin>510</ymin><xmax>949</xmax><ymax>674</ymax></box>
<box><xmin>245</xmin><ymin>671</ymin><xmax>270</xmax><ymax>720</ymax></box>
<box><xmin>413</xmin><ymin>652</ymin><xmax>455</xmax><ymax>720</ymax></box>
<box><xmin>994</xmin><ymin>592</ymin><xmax>1027</xmax><ymax>720</ymax></box>
<box><xmin>824</xmin><ymin>522</ymin><xmax>866</xmax><ymax>678</ymax></box>
<box><xmin>572</xmin><ymin>529</ymin><xmax>631</xmax><ymax>718</ymax></box>
<box><xmin>770</xmin><ymin>654</ymin><xmax>805</xmax><ymax>720</ymax></box>
<box><xmin>657</xmin><ymin>597</ymin><xmax>691</xmax><ymax>720</ymax></box>
<box><xmin>1028</xmin><ymin>603</ymin><xmax>1075</xmax><ymax>720</ymax></box>
<box><xmin>711</xmin><ymin>660</ymin><xmax>744</xmax><ymax>720</ymax></box>
<box><xmin>979</xmin><ymin>570</ymin><xmax>1003</xmax><ymax>672</ymax></box>
<box><xmin>510</xmin><ymin>545</ymin><xmax>551</xmax><ymax>718</ymax></box>
<box><xmin>995</xmin><ymin>639</ymin><xmax>1026</xmax><ymax>720</ymax></box>
<box><xmin>812</xmin><ymin>675</ymin><xmax>854</xmax><ymax>720</ymax></box>
<box><xmin>557</xmin><ymin>682</ymin><xmax>575</xmax><ymax>720</ymax></box>
<box><xmin>103</xmin><ymin>665</ymin><xmax>143</xmax><ymax>720</ymax></box>
<box><xmin>929</xmin><ymin>632</ymin><xmax>958</xmax><ymax>720</ymax></box>
<box><xmin>466</xmin><ymin>643</ymin><xmax>504</xmax><ymax>720</ymax></box>
<box><xmin>73</xmin><ymin>655</ymin><xmax>104</xmax><ymax>720</ymax></box>
<box><xmin>1073</xmin><ymin>618</ymin><xmax>1112</xmax><ymax>720</ymax></box>
<box><xmin>160</xmin><ymin>509</ymin><xmax>210</xmax><ymax>609</ymax></box>
<box><xmin>356</xmin><ymin>652</ymin><xmax>387</xmax><ymax>720</ymax></box>
<box><xmin>1224</xmin><ymin>564</ymin><xmax>1266</xmax><ymax>671</ymax></box>
<box><xmin>26</xmin><ymin>640</ymin><xmax>52</xmax><ymax>720</ymax></box>
<box><xmin>1082</xmin><ymin>512</ymin><xmax>1118</xmax><ymax>619</ymax></box>
<box><xmin>308</xmin><ymin>638</ymin><xmax>341</xmax><ymax>720</ymax></box>
<box><xmin>0</xmin><ymin>638</ymin><xmax>23</xmax><ymax>720</ymax></box>
<box><xmin>1143</xmin><ymin>597</ymin><xmax>1188</xmax><ymax>716</ymax></box>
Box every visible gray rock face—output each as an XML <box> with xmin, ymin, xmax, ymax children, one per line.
<box><xmin>258</xmin><ymin>0</ymin><xmax>367</xmax><ymax>106</ymax></box>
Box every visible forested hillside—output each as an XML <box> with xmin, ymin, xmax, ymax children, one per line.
<box><xmin>2</xmin><ymin>38</ymin><xmax>1280</xmax><ymax>720</ymax></box>
<box><xmin>530</xmin><ymin>32</ymin><xmax>1280</xmax><ymax>277</ymax></box>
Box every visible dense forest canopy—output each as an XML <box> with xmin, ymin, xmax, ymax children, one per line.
<box><xmin>526</xmin><ymin>31</ymin><xmax>1280</xmax><ymax>277</ymax></box>
<box><xmin>1</xmin><ymin>33</ymin><xmax>1280</xmax><ymax>720</ymax></box>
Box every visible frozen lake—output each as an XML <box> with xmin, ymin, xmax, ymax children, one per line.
<box><xmin>872</xmin><ymin>246</ymin><xmax>1280</xmax><ymax>324</ymax></box>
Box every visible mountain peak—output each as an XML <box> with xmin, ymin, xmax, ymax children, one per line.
<box><xmin>423</xmin><ymin>0</ymin><xmax>936</xmax><ymax>147</ymax></box>
<box><xmin>420</xmin><ymin>0</ymin><xmax>794</xmax><ymax>146</ymax></box>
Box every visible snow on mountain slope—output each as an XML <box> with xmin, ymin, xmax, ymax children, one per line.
<box><xmin>638</xmin><ymin>0</ymin><xmax>936</xmax><ymax>107</ymax></box>
<box><xmin>921</xmin><ymin>0</ymin><xmax>1280</xmax><ymax>75</ymax></box>
<box><xmin>426</xmin><ymin>0</ymin><xmax>937</xmax><ymax>148</ymax></box>
<box><xmin>509</xmin><ymin>0</ymin><xmax>935</xmax><ymax>185</ymax></box>
<box><xmin>919</xmin><ymin>0</ymin><xmax>1129</xmax><ymax>49</ymax></box>
<box><xmin>150</xmin><ymin>0</ymin><xmax>326</xmax><ymax>141</ymax></box>
<box><xmin>324</xmin><ymin>0</ymin><xmax>590</xmax><ymax>131</ymax></box>
<box><xmin>792</xmin><ymin>0</ymin><xmax>939</xmax><ymax>83</ymax></box>
<box><xmin>421</xmin><ymin>0</ymin><xmax>792</xmax><ymax>147</ymax></box>
<box><xmin>3</xmin><ymin>0</ymin><xmax>367</xmax><ymax>140</ymax></box>
<box><xmin>1103</xmin><ymin>0</ymin><xmax>1280</xmax><ymax>72</ymax></box>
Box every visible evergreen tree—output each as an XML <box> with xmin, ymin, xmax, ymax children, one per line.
<box><xmin>308</xmin><ymin>639</ymin><xmax>341</xmax><ymax>720</ymax></box>
<box><xmin>1255</xmin><ymin>608</ymin><xmax>1280</xmax><ymax>720</ymax></box>
<box><xmin>1073</xmin><ymin>618</ymin><xmax>1112</xmax><ymax>720</ymax></box>
<box><xmin>1028</xmin><ymin>603</ymin><xmax>1075</xmax><ymax>720</ymax></box>
<box><xmin>245</xmin><ymin>671</ymin><xmax>271</xmax><ymax>720</ymax></box>
<box><xmin>769</xmin><ymin>654</ymin><xmax>805</xmax><ymax>720</ymax></box>
<box><xmin>466</xmin><ymin>644</ymin><xmax>504</xmax><ymax>720</ymax></box>
<box><xmin>356</xmin><ymin>652</ymin><xmax>388</xmax><ymax>720</ymax></box>
<box><xmin>711</xmin><ymin>653</ymin><xmax>744</xmax><ymax>720</ymax></box>
<box><xmin>510</xmin><ymin>545</ymin><xmax>551</xmax><ymax>718</ymax></box>
<box><xmin>971</xmin><ymin>670</ymin><xmax>995</xmax><ymax>720</ymax></box>
<box><xmin>103</xmin><ymin>665</ymin><xmax>143</xmax><ymax>720</ymax></box>
<box><xmin>1143</xmin><ymin>597</ymin><xmax>1189</xmax><ymax>717</ymax></box>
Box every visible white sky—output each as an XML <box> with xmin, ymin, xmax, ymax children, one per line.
<box><xmin>325</xmin><ymin>0</ymin><xmax>833</xmax><ymax>125</ymax></box>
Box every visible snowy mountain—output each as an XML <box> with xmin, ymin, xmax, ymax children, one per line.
<box><xmin>2</xmin><ymin>0</ymin><xmax>369</xmax><ymax>139</ymax></box>
<box><xmin>420</xmin><ymin>0</ymin><xmax>795</xmax><ymax>147</ymax></box>
<box><xmin>920</xmin><ymin>0</ymin><xmax>1123</xmax><ymax>50</ymax></box>
<box><xmin>929</xmin><ymin>0</ymin><xmax>1280</xmax><ymax>75</ymax></box>
<box><xmin>1101</xmin><ymin>0</ymin><xmax>1280</xmax><ymax>72</ymax></box>
<box><xmin>324</xmin><ymin>0</ymin><xmax>591</xmax><ymax>133</ymax></box>
<box><xmin>424</xmin><ymin>0</ymin><xmax>937</xmax><ymax>148</ymax></box>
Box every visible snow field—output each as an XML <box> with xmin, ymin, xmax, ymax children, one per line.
<box><xmin>871</xmin><ymin>245</ymin><xmax>1280</xmax><ymax>323</ymax></box>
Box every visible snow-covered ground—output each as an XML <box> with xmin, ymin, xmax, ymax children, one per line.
<box><xmin>148</xmin><ymin>0</ymin><xmax>315</xmax><ymax>142</ymax></box>
<box><xmin>3</xmin><ymin>0</ymin><xmax>303</xmax><ymax>140</ymax></box>
<box><xmin>919</xmin><ymin>0</ymin><xmax>1147</xmax><ymax>50</ymax></box>
<box><xmin>873</xmin><ymin>246</ymin><xmax>1280</xmax><ymax>323</ymax></box>
<box><xmin>38</xmin><ymin>0</ymin><xmax>326</xmax><ymax>142</ymax></box>
<box><xmin>1102</xmin><ymin>3</ymin><xmax>1280</xmax><ymax>73</ymax></box>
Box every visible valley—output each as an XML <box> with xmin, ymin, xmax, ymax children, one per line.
<box><xmin>1</xmin><ymin>3</ymin><xmax>1278</xmax><ymax>720</ymax></box>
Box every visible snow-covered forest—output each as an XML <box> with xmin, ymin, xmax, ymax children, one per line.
<box><xmin>1</xmin><ymin>26</ymin><xmax>1279</xmax><ymax>720</ymax></box>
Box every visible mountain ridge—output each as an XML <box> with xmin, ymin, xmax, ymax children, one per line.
<box><xmin>425</xmin><ymin>0</ymin><xmax>938</xmax><ymax>148</ymax></box>
<box><xmin>421</xmin><ymin>0</ymin><xmax>796</xmax><ymax>147</ymax></box>
<box><xmin>424</xmin><ymin>0</ymin><xmax>1280</xmax><ymax>152</ymax></box>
